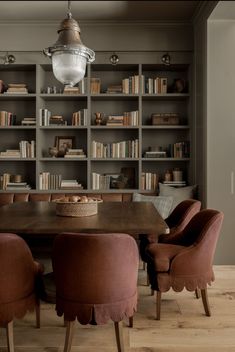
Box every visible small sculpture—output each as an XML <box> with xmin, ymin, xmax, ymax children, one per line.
<box><xmin>49</xmin><ymin>147</ymin><xmax>58</xmax><ymax>158</ymax></box>
<box><xmin>94</xmin><ymin>112</ymin><xmax>103</xmax><ymax>125</ymax></box>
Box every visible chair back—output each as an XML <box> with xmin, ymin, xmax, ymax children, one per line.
<box><xmin>0</xmin><ymin>233</ymin><xmax>39</xmax><ymax>325</ymax></box>
<box><xmin>174</xmin><ymin>209</ymin><xmax>223</xmax><ymax>247</ymax></box>
<box><xmin>166</xmin><ymin>199</ymin><xmax>201</xmax><ymax>233</ymax></box>
<box><xmin>52</xmin><ymin>232</ymin><xmax>139</xmax><ymax>324</ymax></box>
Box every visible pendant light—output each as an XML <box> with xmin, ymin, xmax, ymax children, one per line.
<box><xmin>43</xmin><ymin>0</ymin><xmax>95</xmax><ymax>87</ymax></box>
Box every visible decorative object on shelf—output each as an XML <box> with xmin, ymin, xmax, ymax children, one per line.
<box><xmin>55</xmin><ymin>136</ymin><xmax>75</xmax><ymax>157</ymax></box>
<box><xmin>109</xmin><ymin>53</ymin><xmax>119</xmax><ymax>66</ymax></box>
<box><xmin>0</xmin><ymin>80</ymin><xmax>5</xmax><ymax>93</ymax></box>
<box><xmin>55</xmin><ymin>196</ymin><xmax>103</xmax><ymax>217</ymax></box>
<box><xmin>0</xmin><ymin>53</ymin><xmax>15</xmax><ymax>65</ymax></box>
<box><xmin>43</xmin><ymin>0</ymin><xmax>95</xmax><ymax>87</ymax></box>
<box><xmin>151</xmin><ymin>113</ymin><xmax>180</xmax><ymax>125</ymax></box>
<box><xmin>164</xmin><ymin>170</ymin><xmax>173</xmax><ymax>182</ymax></box>
<box><xmin>121</xmin><ymin>167</ymin><xmax>135</xmax><ymax>189</ymax></box>
<box><xmin>161</xmin><ymin>53</ymin><xmax>171</xmax><ymax>66</ymax></box>
<box><xmin>11</xmin><ymin>174</ymin><xmax>22</xmax><ymax>183</ymax></box>
<box><xmin>49</xmin><ymin>147</ymin><xmax>59</xmax><ymax>158</ymax></box>
<box><xmin>172</xmin><ymin>78</ymin><xmax>187</xmax><ymax>93</ymax></box>
<box><xmin>94</xmin><ymin>112</ymin><xmax>103</xmax><ymax>125</ymax></box>
<box><xmin>173</xmin><ymin>168</ymin><xmax>183</xmax><ymax>182</ymax></box>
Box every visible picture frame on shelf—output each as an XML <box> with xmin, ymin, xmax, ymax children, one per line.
<box><xmin>55</xmin><ymin>136</ymin><xmax>75</xmax><ymax>151</ymax></box>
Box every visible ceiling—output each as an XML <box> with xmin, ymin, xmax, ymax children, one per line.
<box><xmin>0</xmin><ymin>1</ymin><xmax>202</xmax><ymax>23</ymax></box>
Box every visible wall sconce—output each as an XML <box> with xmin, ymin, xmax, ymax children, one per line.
<box><xmin>44</xmin><ymin>0</ymin><xmax>95</xmax><ymax>87</ymax></box>
<box><xmin>109</xmin><ymin>53</ymin><xmax>119</xmax><ymax>65</ymax></box>
<box><xmin>1</xmin><ymin>53</ymin><xmax>16</xmax><ymax>65</ymax></box>
<box><xmin>161</xmin><ymin>53</ymin><xmax>171</xmax><ymax>66</ymax></box>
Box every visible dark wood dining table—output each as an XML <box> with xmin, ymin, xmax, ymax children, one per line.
<box><xmin>0</xmin><ymin>201</ymin><xmax>168</xmax><ymax>302</ymax></box>
<box><xmin>0</xmin><ymin>201</ymin><xmax>168</xmax><ymax>239</ymax></box>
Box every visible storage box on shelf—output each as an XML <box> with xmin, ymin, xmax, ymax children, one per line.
<box><xmin>0</xmin><ymin>61</ymin><xmax>192</xmax><ymax>193</ymax></box>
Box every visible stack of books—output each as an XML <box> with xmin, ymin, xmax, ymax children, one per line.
<box><xmin>144</xmin><ymin>151</ymin><xmax>167</xmax><ymax>158</ymax></box>
<box><xmin>64</xmin><ymin>149</ymin><xmax>86</xmax><ymax>158</ymax></box>
<box><xmin>5</xmin><ymin>182</ymin><xmax>31</xmax><ymax>191</ymax></box>
<box><xmin>163</xmin><ymin>180</ymin><xmax>186</xmax><ymax>187</ymax></box>
<box><xmin>106</xmin><ymin>85</ymin><xmax>122</xmax><ymax>94</ymax></box>
<box><xmin>0</xmin><ymin>149</ymin><xmax>21</xmax><ymax>158</ymax></box>
<box><xmin>63</xmin><ymin>86</ymin><xmax>80</xmax><ymax>94</ymax></box>
<box><xmin>5</xmin><ymin>83</ymin><xmax>28</xmax><ymax>94</ymax></box>
<box><xmin>21</xmin><ymin>117</ymin><xmax>36</xmax><ymax>126</ymax></box>
<box><xmin>60</xmin><ymin>179</ymin><xmax>83</xmax><ymax>190</ymax></box>
<box><xmin>49</xmin><ymin>115</ymin><xmax>66</xmax><ymax>125</ymax></box>
<box><xmin>106</xmin><ymin>115</ymin><xmax>124</xmax><ymax>126</ymax></box>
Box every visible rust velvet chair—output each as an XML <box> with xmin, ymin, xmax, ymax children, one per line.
<box><xmin>52</xmin><ymin>233</ymin><xmax>139</xmax><ymax>352</ymax></box>
<box><xmin>147</xmin><ymin>209</ymin><xmax>224</xmax><ymax>320</ymax></box>
<box><xmin>0</xmin><ymin>233</ymin><xmax>43</xmax><ymax>352</ymax></box>
<box><xmin>140</xmin><ymin>199</ymin><xmax>201</xmax><ymax>262</ymax></box>
<box><xmin>139</xmin><ymin>199</ymin><xmax>201</xmax><ymax>288</ymax></box>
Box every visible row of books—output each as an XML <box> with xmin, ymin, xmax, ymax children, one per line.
<box><xmin>91</xmin><ymin>139</ymin><xmax>139</xmax><ymax>159</ymax></box>
<box><xmin>92</xmin><ymin>173</ymin><xmax>111</xmax><ymax>190</ymax></box>
<box><xmin>0</xmin><ymin>111</ymin><xmax>16</xmax><ymax>126</ymax></box>
<box><xmin>169</xmin><ymin>141</ymin><xmax>190</xmax><ymax>158</ymax></box>
<box><xmin>72</xmin><ymin>109</ymin><xmax>88</xmax><ymax>126</ymax></box>
<box><xmin>122</xmin><ymin>75</ymin><xmax>140</xmax><ymax>94</ymax></box>
<box><xmin>39</xmin><ymin>172</ymin><xmax>83</xmax><ymax>190</ymax></box>
<box><xmin>141</xmin><ymin>76</ymin><xmax>167</xmax><ymax>94</ymax></box>
<box><xmin>106</xmin><ymin>111</ymin><xmax>139</xmax><ymax>126</ymax></box>
<box><xmin>0</xmin><ymin>140</ymin><xmax>35</xmax><ymax>158</ymax></box>
<box><xmin>141</xmin><ymin>172</ymin><xmax>158</xmax><ymax>191</ymax></box>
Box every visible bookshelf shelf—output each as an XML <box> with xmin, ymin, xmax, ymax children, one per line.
<box><xmin>0</xmin><ymin>60</ymin><xmax>192</xmax><ymax>192</ymax></box>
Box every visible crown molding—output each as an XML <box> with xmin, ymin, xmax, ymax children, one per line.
<box><xmin>0</xmin><ymin>19</ymin><xmax>193</xmax><ymax>27</ymax></box>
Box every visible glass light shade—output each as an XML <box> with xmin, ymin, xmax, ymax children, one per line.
<box><xmin>52</xmin><ymin>51</ymin><xmax>87</xmax><ymax>87</ymax></box>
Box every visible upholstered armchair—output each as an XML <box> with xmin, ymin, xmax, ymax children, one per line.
<box><xmin>147</xmin><ymin>209</ymin><xmax>224</xmax><ymax>320</ymax></box>
<box><xmin>52</xmin><ymin>232</ymin><xmax>139</xmax><ymax>352</ymax></box>
<box><xmin>139</xmin><ymin>199</ymin><xmax>201</xmax><ymax>263</ymax></box>
<box><xmin>0</xmin><ymin>233</ymin><xmax>44</xmax><ymax>352</ymax></box>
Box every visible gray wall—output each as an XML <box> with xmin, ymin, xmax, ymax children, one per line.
<box><xmin>0</xmin><ymin>22</ymin><xmax>193</xmax><ymax>52</ymax></box>
<box><xmin>207</xmin><ymin>18</ymin><xmax>235</xmax><ymax>264</ymax></box>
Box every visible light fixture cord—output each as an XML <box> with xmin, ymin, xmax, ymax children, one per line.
<box><xmin>67</xmin><ymin>0</ymin><xmax>72</xmax><ymax>18</ymax></box>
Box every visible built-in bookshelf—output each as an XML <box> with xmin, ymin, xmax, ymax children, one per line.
<box><xmin>0</xmin><ymin>61</ymin><xmax>192</xmax><ymax>193</ymax></box>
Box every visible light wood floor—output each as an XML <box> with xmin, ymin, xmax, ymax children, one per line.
<box><xmin>1</xmin><ymin>265</ymin><xmax>235</xmax><ymax>351</ymax></box>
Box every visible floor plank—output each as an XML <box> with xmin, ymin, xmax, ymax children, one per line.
<box><xmin>1</xmin><ymin>265</ymin><xmax>235</xmax><ymax>351</ymax></box>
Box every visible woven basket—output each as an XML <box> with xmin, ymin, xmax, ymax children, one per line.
<box><xmin>56</xmin><ymin>199</ymin><xmax>103</xmax><ymax>217</ymax></box>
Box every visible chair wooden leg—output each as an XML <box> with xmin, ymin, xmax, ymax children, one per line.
<box><xmin>128</xmin><ymin>316</ymin><xmax>133</xmax><ymax>328</ymax></box>
<box><xmin>195</xmin><ymin>288</ymin><xmax>201</xmax><ymax>299</ymax></box>
<box><xmin>146</xmin><ymin>273</ymin><xmax>150</xmax><ymax>286</ymax></box>
<box><xmin>6</xmin><ymin>320</ymin><xmax>14</xmax><ymax>352</ymax></box>
<box><xmin>151</xmin><ymin>288</ymin><xmax>154</xmax><ymax>296</ymax></box>
<box><xmin>156</xmin><ymin>291</ymin><xmax>161</xmax><ymax>320</ymax></box>
<box><xmin>114</xmin><ymin>321</ymin><xmax>124</xmax><ymax>352</ymax></box>
<box><xmin>201</xmin><ymin>288</ymin><xmax>211</xmax><ymax>316</ymax></box>
<box><xmin>35</xmin><ymin>298</ymin><xmax>40</xmax><ymax>328</ymax></box>
<box><xmin>63</xmin><ymin>320</ymin><xmax>75</xmax><ymax>352</ymax></box>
